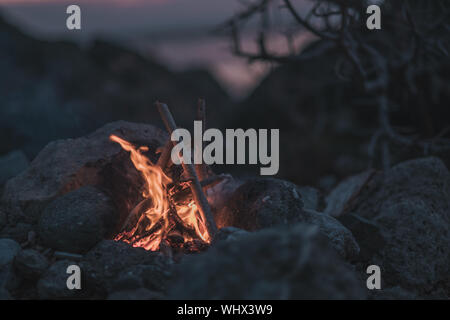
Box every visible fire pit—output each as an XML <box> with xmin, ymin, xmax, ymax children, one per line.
<box><xmin>110</xmin><ymin>101</ymin><xmax>220</xmax><ymax>253</ymax></box>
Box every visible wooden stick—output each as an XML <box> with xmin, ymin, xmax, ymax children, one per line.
<box><xmin>155</xmin><ymin>101</ymin><xmax>218</xmax><ymax>238</ymax></box>
<box><xmin>157</xmin><ymin>139</ymin><xmax>173</xmax><ymax>170</ymax></box>
<box><xmin>195</xmin><ymin>98</ymin><xmax>210</xmax><ymax>181</ymax></box>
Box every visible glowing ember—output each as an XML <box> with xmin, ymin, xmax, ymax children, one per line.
<box><xmin>110</xmin><ymin>134</ymin><xmax>211</xmax><ymax>251</ymax></box>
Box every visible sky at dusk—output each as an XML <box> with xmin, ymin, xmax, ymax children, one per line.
<box><xmin>0</xmin><ymin>0</ymin><xmax>239</xmax><ymax>37</ymax></box>
<box><xmin>0</xmin><ymin>0</ymin><xmax>309</xmax><ymax>98</ymax></box>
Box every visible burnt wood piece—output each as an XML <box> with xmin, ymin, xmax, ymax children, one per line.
<box><xmin>155</xmin><ymin>101</ymin><xmax>218</xmax><ymax>239</ymax></box>
<box><xmin>157</xmin><ymin>139</ymin><xmax>173</xmax><ymax>170</ymax></box>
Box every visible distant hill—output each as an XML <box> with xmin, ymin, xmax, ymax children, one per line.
<box><xmin>0</xmin><ymin>13</ymin><xmax>231</xmax><ymax>158</ymax></box>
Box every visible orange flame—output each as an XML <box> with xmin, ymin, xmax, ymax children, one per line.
<box><xmin>110</xmin><ymin>134</ymin><xmax>210</xmax><ymax>251</ymax></box>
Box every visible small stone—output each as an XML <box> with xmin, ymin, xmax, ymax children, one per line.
<box><xmin>14</xmin><ymin>249</ymin><xmax>49</xmax><ymax>280</ymax></box>
<box><xmin>37</xmin><ymin>260</ymin><xmax>80</xmax><ymax>299</ymax></box>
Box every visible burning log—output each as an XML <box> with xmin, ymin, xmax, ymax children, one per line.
<box><xmin>156</xmin><ymin>101</ymin><xmax>218</xmax><ymax>239</ymax></box>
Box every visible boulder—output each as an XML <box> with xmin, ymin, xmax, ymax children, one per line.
<box><xmin>82</xmin><ymin>240</ymin><xmax>171</xmax><ymax>296</ymax></box>
<box><xmin>217</xmin><ymin>178</ymin><xmax>305</xmax><ymax>230</ymax></box>
<box><xmin>14</xmin><ymin>249</ymin><xmax>49</xmax><ymax>280</ymax></box>
<box><xmin>1</xmin><ymin>121</ymin><xmax>167</xmax><ymax>224</ymax></box>
<box><xmin>213</xmin><ymin>178</ymin><xmax>358</xmax><ymax>260</ymax></box>
<box><xmin>38</xmin><ymin>186</ymin><xmax>117</xmax><ymax>253</ymax></box>
<box><xmin>168</xmin><ymin>224</ymin><xmax>366</xmax><ymax>299</ymax></box>
<box><xmin>342</xmin><ymin>157</ymin><xmax>450</xmax><ymax>298</ymax></box>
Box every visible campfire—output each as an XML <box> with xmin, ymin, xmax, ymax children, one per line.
<box><xmin>110</xmin><ymin>101</ymin><xmax>220</xmax><ymax>253</ymax></box>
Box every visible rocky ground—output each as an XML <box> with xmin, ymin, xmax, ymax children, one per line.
<box><xmin>0</xmin><ymin>7</ymin><xmax>449</xmax><ymax>300</ymax></box>
<box><xmin>0</xmin><ymin>121</ymin><xmax>449</xmax><ymax>300</ymax></box>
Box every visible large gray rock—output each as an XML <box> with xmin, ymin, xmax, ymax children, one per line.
<box><xmin>168</xmin><ymin>224</ymin><xmax>366</xmax><ymax>299</ymax></box>
<box><xmin>217</xmin><ymin>178</ymin><xmax>305</xmax><ymax>230</ymax></box>
<box><xmin>0</xmin><ymin>238</ymin><xmax>21</xmax><ymax>290</ymax></box>
<box><xmin>37</xmin><ymin>260</ymin><xmax>81</xmax><ymax>299</ymax></box>
<box><xmin>213</xmin><ymin>178</ymin><xmax>358</xmax><ymax>260</ymax></box>
<box><xmin>14</xmin><ymin>249</ymin><xmax>49</xmax><ymax>280</ymax></box>
<box><xmin>39</xmin><ymin>186</ymin><xmax>117</xmax><ymax>253</ymax></box>
<box><xmin>342</xmin><ymin>157</ymin><xmax>450</xmax><ymax>298</ymax></box>
<box><xmin>82</xmin><ymin>240</ymin><xmax>171</xmax><ymax>296</ymax></box>
<box><xmin>1</xmin><ymin>121</ymin><xmax>167</xmax><ymax>224</ymax></box>
<box><xmin>0</xmin><ymin>150</ymin><xmax>29</xmax><ymax>186</ymax></box>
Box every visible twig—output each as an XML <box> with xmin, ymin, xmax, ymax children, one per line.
<box><xmin>195</xmin><ymin>98</ymin><xmax>209</xmax><ymax>181</ymax></box>
<box><xmin>155</xmin><ymin>101</ymin><xmax>218</xmax><ymax>239</ymax></box>
<box><xmin>157</xmin><ymin>139</ymin><xmax>173</xmax><ymax>170</ymax></box>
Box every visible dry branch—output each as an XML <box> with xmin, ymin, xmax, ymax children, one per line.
<box><xmin>157</xmin><ymin>139</ymin><xmax>173</xmax><ymax>170</ymax></box>
<box><xmin>155</xmin><ymin>101</ymin><xmax>218</xmax><ymax>238</ymax></box>
<box><xmin>195</xmin><ymin>98</ymin><xmax>209</xmax><ymax>181</ymax></box>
